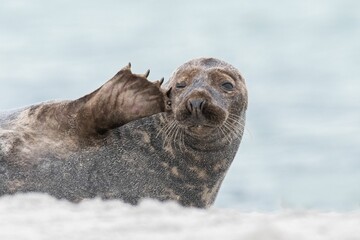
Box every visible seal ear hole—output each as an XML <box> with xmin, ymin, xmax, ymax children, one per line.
<box><xmin>165</xmin><ymin>88</ymin><xmax>173</xmax><ymax>111</ymax></box>
<box><xmin>166</xmin><ymin>100</ymin><xmax>172</xmax><ymax>111</ymax></box>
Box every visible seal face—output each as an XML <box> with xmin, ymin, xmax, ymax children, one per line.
<box><xmin>162</xmin><ymin>58</ymin><xmax>247</xmax><ymax>148</ymax></box>
<box><xmin>0</xmin><ymin>58</ymin><xmax>247</xmax><ymax>208</ymax></box>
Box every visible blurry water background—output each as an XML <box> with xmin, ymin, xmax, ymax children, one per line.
<box><xmin>0</xmin><ymin>0</ymin><xmax>359</xmax><ymax>211</ymax></box>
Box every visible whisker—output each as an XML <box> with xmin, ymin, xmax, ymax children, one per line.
<box><xmin>217</xmin><ymin>125</ymin><xmax>231</xmax><ymax>144</ymax></box>
<box><xmin>180</xmin><ymin>128</ymin><xmax>186</xmax><ymax>152</ymax></box>
<box><xmin>222</xmin><ymin>116</ymin><xmax>245</xmax><ymax>142</ymax></box>
<box><xmin>158</xmin><ymin>120</ymin><xmax>176</xmax><ymax>147</ymax></box>
<box><xmin>228</xmin><ymin>121</ymin><xmax>245</xmax><ymax>137</ymax></box>
<box><xmin>223</xmin><ymin>121</ymin><xmax>237</xmax><ymax>140</ymax></box>
<box><xmin>164</xmin><ymin>121</ymin><xmax>178</xmax><ymax>147</ymax></box>
<box><xmin>227</xmin><ymin>113</ymin><xmax>249</xmax><ymax>136</ymax></box>
<box><xmin>156</xmin><ymin>119</ymin><xmax>174</xmax><ymax>138</ymax></box>
<box><xmin>173</xmin><ymin>125</ymin><xmax>180</xmax><ymax>144</ymax></box>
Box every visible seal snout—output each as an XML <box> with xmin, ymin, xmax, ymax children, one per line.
<box><xmin>186</xmin><ymin>98</ymin><xmax>206</xmax><ymax>117</ymax></box>
<box><xmin>175</xmin><ymin>91</ymin><xmax>226</xmax><ymax>130</ymax></box>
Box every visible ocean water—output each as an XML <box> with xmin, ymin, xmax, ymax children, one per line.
<box><xmin>1</xmin><ymin>0</ymin><xmax>359</xmax><ymax>211</ymax></box>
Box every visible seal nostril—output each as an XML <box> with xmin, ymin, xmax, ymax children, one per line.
<box><xmin>187</xmin><ymin>99</ymin><xmax>206</xmax><ymax>114</ymax></box>
<box><xmin>186</xmin><ymin>100</ymin><xmax>193</xmax><ymax>112</ymax></box>
<box><xmin>199</xmin><ymin>100</ymin><xmax>205</xmax><ymax>111</ymax></box>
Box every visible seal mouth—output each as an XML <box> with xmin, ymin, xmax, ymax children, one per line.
<box><xmin>188</xmin><ymin>124</ymin><xmax>215</xmax><ymax>130</ymax></box>
<box><xmin>175</xmin><ymin>108</ymin><xmax>226</xmax><ymax>129</ymax></box>
<box><xmin>186</xmin><ymin>124</ymin><xmax>216</xmax><ymax>136</ymax></box>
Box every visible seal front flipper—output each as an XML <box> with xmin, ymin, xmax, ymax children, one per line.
<box><xmin>74</xmin><ymin>63</ymin><xmax>168</xmax><ymax>136</ymax></box>
<box><xmin>0</xmin><ymin>63</ymin><xmax>168</xmax><ymax>167</ymax></box>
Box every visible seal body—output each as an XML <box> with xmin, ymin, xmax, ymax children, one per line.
<box><xmin>0</xmin><ymin>58</ymin><xmax>247</xmax><ymax>208</ymax></box>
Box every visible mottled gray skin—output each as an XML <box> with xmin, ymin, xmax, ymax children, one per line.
<box><xmin>0</xmin><ymin>58</ymin><xmax>247</xmax><ymax>208</ymax></box>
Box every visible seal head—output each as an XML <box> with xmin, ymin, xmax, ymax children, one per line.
<box><xmin>163</xmin><ymin>57</ymin><xmax>247</xmax><ymax>147</ymax></box>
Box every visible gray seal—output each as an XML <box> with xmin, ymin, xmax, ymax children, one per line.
<box><xmin>0</xmin><ymin>58</ymin><xmax>248</xmax><ymax>208</ymax></box>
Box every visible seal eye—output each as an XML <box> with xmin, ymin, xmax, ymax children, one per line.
<box><xmin>176</xmin><ymin>82</ymin><xmax>186</xmax><ymax>89</ymax></box>
<box><xmin>221</xmin><ymin>82</ymin><xmax>234</xmax><ymax>91</ymax></box>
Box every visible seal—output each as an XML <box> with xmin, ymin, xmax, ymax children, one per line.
<box><xmin>0</xmin><ymin>58</ymin><xmax>247</xmax><ymax>208</ymax></box>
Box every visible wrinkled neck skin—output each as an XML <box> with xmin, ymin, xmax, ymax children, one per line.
<box><xmin>145</xmin><ymin>112</ymin><xmax>244</xmax><ymax>207</ymax></box>
<box><xmin>156</xmin><ymin>110</ymin><xmax>245</xmax><ymax>168</ymax></box>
